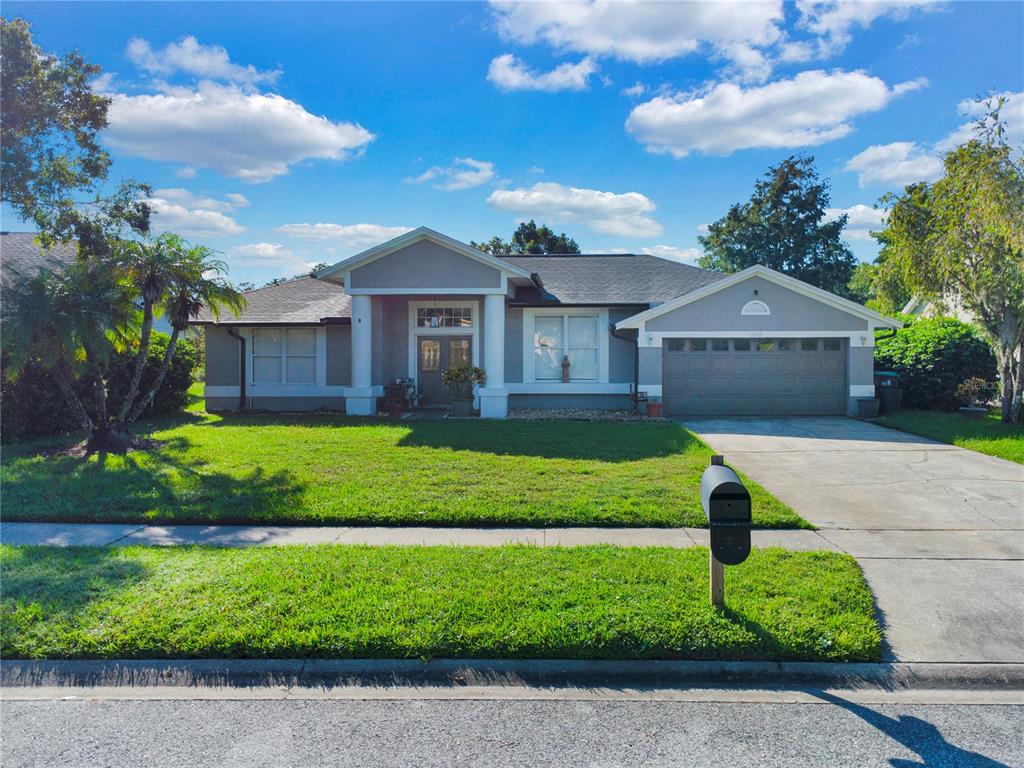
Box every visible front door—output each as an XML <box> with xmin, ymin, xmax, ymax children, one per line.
<box><xmin>417</xmin><ymin>335</ymin><xmax>472</xmax><ymax>407</ymax></box>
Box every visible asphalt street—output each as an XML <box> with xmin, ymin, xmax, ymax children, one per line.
<box><xmin>2</xmin><ymin>697</ymin><xmax>1020</xmax><ymax>767</ymax></box>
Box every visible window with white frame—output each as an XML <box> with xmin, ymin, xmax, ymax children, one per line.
<box><xmin>252</xmin><ymin>328</ymin><xmax>317</xmax><ymax>385</ymax></box>
<box><xmin>416</xmin><ymin>306</ymin><xmax>472</xmax><ymax>328</ymax></box>
<box><xmin>533</xmin><ymin>314</ymin><xmax>600</xmax><ymax>381</ymax></box>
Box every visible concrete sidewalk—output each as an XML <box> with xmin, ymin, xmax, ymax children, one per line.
<box><xmin>0</xmin><ymin>521</ymin><xmax>834</xmax><ymax>550</ymax></box>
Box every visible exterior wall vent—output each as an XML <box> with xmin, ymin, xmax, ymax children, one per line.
<box><xmin>741</xmin><ymin>300</ymin><xmax>771</xmax><ymax>316</ymax></box>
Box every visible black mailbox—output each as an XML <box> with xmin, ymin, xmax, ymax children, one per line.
<box><xmin>700</xmin><ymin>462</ymin><xmax>752</xmax><ymax>566</ymax></box>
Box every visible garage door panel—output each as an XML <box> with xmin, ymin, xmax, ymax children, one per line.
<box><xmin>663</xmin><ymin>338</ymin><xmax>846</xmax><ymax>417</ymax></box>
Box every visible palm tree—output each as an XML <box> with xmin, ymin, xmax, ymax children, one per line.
<box><xmin>127</xmin><ymin>240</ymin><xmax>244</xmax><ymax>423</ymax></box>
<box><xmin>2</xmin><ymin>255</ymin><xmax>135</xmax><ymax>440</ymax></box>
<box><xmin>3</xmin><ymin>234</ymin><xmax>244</xmax><ymax>453</ymax></box>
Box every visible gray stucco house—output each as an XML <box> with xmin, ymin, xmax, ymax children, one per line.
<box><xmin>196</xmin><ymin>227</ymin><xmax>899</xmax><ymax>418</ymax></box>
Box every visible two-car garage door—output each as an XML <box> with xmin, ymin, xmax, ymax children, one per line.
<box><xmin>662</xmin><ymin>337</ymin><xmax>846</xmax><ymax>417</ymax></box>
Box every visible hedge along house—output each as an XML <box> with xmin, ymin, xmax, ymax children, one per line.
<box><xmin>196</xmin><ymin>227</ymin><xmax>900</xmax><ymax>418</ymax></box>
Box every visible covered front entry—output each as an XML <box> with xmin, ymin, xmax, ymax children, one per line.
<box><xmin>417</xmin><ymin>335</ymin><xmax>472</xmax><ymax>407</ymax></box>
<box><xmin>662</xmin><ymin>337</ymin><xmax>847</xmax><ymax>417</ymax></box>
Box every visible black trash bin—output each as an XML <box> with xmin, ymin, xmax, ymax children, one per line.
<box><xmin>875</xmin><ymin>371</ymin><xmax>903</xmax><ymax>415</ymax></box>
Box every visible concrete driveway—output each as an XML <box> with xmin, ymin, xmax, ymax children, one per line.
<box><xmin>686</xmin><ymin>417</ymin><xmax>1024</xmax><ymax>664</ymax></box>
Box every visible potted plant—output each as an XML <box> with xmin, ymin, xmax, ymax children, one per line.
<box><xmin>956</xmin><ymin>377</ymin><xmax>990</xmax><ymax>420</ymax></box>
<box><xmin>441</xmin><ymin>365</ymin><xmax>485</xmax><ymax>416</ymax></box>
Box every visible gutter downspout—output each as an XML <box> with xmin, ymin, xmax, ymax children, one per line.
<box><xmin>226</xmin><ymin>327</ymin><xmax>246</xmax><ymax>411</ymax></box>
<box><xmin>609</xmin><ymin>324</ymin><xmax>640</xmax><ymax>397</ymax></box>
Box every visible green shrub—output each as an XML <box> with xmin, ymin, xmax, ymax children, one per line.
<box><xmin>1</xmin><ymin>332</ymin><xmax>198</xmax><ymax>443</ymax></box>
<box><xmin>874</xmin><ymin>318</ymin><xmax>997</xmax><ymax>410</ymax></box>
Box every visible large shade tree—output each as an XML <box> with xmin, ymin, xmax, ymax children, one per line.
<box><xmin>698</xmin><ymin>156</ymin><xmax>857</xmax><ymax>296</ymax></box>
<box><xmin>876</xmin><ymin>100</ymin><xmax>1024</xmax><ymax>423</ymax></box>
<box><xmin>1</xmin><ymin>20</ymin><xmax>245</xmax><ymax>451</ymax></box>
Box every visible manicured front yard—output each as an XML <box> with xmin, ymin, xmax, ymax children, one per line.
<box><xmin>877</xmin><ymin>408</ymin><xmax>1024</xmax><ymax>464</ymax></box>
<box><xmin>0</xmin><ymin>397</ymin><xmax>806</xmax><ymax>529</ymax></box>
<box><xmin>0</xmin><ymin>544</ymin><xmax>880</xmax><ymax>661</ymax></box>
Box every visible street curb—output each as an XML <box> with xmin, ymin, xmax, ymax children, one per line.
<box><xmin>3</xmin><ymin>659</ymin><xmax>1023</xmax><ymax>691</ymax></box>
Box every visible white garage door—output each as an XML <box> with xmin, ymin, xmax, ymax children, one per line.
<box><xmin>662</xmin><ymin>337</ymin><xmax>846</xmax><ymax>417</ymax></box>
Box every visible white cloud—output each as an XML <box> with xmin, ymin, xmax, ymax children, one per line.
<box><xmin>490</xmin><ymin>0</ymin><xmax>783</xmax><ymax>79</ymax></box>
<box><xmin>487</xmin><ymin>54</ymin><xmax>597</xmax><ymax>92</ymax></box>
<box><xmin>844</xmin><ymin>141</ymin><xmax>944</xmax><ymax>188</ymax></box>
<box><xmin>641</xmin><ymin>244</ymin><xmax>702</xmax><ymax>263</ymax></box>
<box><xmin>406</xmin><ymin>158</ymin><xmax>496</xmax><ymax>191</ymax></box>
<box><xmin>528</xmin><ymin>166</ymin><xmax>545</xmax><ymax>174</ymax></box>
<box><xmin>147</xmin><ymin>188</ymin><xmax>248</xmax><ymax>238</ymax></box>
<box><xmin>794</xmin><ymin>1</ymin><xmax>942</xmax><ymax>59</ymax></box>
<box><xmin>621</xmin><ymin>82</ymin><xmax>646</xmax><ymax>98</ymax></box>
<box><xmin>825</xmin><ymin>204</ymin><xmax>886</xmax><ymax>241</ymax></box>
<box><xmin>273</xmin><ymin>223</ymin><xmax>415</xmax><ymax>251</ymax></box>
<box><xmin>487</xmin><ymin>182</ymin><xmax>662</xmax><ymax>237</ymax></box>
<box><xmin>126</xmin><ymin>35</ymin><xmax>280</xmax><ymax>86</ymax></box>
<box><xmin>844</xmin><ymin>91</ymin><xmax>1023</xmax><ymax>189</ymax></box>
<box><xmin>935</xmin><ymin>90</ymin><xmax>1024</xmax><ymax>151</ymax></box>
<box><xmin>626</xmin><ymin>70</ymin><xmax>918</xmax><ymax>158</ymax></box>
<box><xmin>175</xmin><ymin>166</ymin><xmax>197</xmax><ymax>179</ymax></box>
<box><xmin>106</xmin><ymin>81</ymin><xmax>374</xmax><ymax>183</ymax></box>
<box><xmin>227</xmin><ymin>242</ymin><xmax>317</xmax><ymax>275</ymax></box>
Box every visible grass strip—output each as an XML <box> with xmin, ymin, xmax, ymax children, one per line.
<box><xmin>1</xmin><ymin>544</ymin><xmax>879</xmax><ymax>662</ymax></box>
<box><xmin>877</xmin><ymin>408</ymin><xmax>1023</xmax><ymax>464</ymax></box>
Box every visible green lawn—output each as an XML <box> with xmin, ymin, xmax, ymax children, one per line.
<box><xmin>877</xmin><ymin>408</ymin><xmax>1024</xmax><ymax>464</ymax></box>
<box><xmin>0</xmin><ymin>544</ymin><xmax>879</xmax><ymax>661</ymax></box>
<box><xmin>0</xmin><ymin>388</ymin><xmax>806</xmax><ymax>528</ymax></box>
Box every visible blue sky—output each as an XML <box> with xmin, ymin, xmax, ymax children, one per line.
<box><xmin>4</xmin><ymin>1</ymin><xmax>1023</xmax><ymax>284</ymax></box>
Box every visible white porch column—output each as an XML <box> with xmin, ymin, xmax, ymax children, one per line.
<box><xmin>346</xmin><ymin>293</ymin><xmax>376</xmax><ymax>416</ymax></box>
<box><xmin>479</xmin><ymin>293</ymin><xmax>508</xmax><ymax>418</ymax></box>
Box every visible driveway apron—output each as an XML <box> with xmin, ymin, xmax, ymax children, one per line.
<box><xmin>685</xmin><ymin>417</ymin><xmax>1024</xmax><ymax>664</ymax></box>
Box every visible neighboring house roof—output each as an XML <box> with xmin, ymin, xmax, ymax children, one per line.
<box><xmin>0</xmin><ymin>231</ymin><xmax>77</xmax><ymax>285</ymax></box>
<box><xmin>502</xmin><ymin>254</ymin><xmax>725</xmax><ymax>306</ymax></box>
<box><xmin>616</xmin><ymin>264</ymin><xmax>902</xmax><ymax>330</ymax></box>
<box><xmin>194</xmin><ymin>276</ymin><xmax>351</xmax><ymax>325</ymax></box>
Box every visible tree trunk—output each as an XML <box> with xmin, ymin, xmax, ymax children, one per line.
<box><xmin>128</xmin><ymin>327</ymin><xmax>180</xmax><ymax>423</ymax></box>
<box><xmin>116</xmin><ymin>299</ymin><xmax>155</xmax><ymax>422</ymax></box>
<box><xmin>52</xmin><ymin>362</ymin><xmax>93</xmax><ymax>433</ymax></box>
<box><xmin>85</xmin><ymin>421</ymin><xmax>133</xmax><ymax>455</ymax></box>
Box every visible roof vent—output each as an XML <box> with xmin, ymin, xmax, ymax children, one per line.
<box><xmin>741</xmin><ymin>300</ymin><xmax>771</xmax><ymax>316</ymax></box>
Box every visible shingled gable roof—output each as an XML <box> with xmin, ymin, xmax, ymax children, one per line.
<box><xmin>502</xmin><ymin>254</ymin><xmax>725</xmax><ymax>305</ymax></box>
<box><xmin>193</xmin><ymin>276</ymin><xmax>351</xmax><ymax>325</ymax></box>
<box><xmin>0</xmin><ymin>231</ymin><xmax>77</xmax><ymax>285</ymax></box>
<box><xmin>196</xmin><ymin>254</ymin><xmax>726</xmax><ymax>323</ymax></box>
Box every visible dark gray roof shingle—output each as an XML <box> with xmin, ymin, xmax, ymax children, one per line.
<box><xmin>1</xmin><ymin>232</ymin><xmax>77</xmax><ymax>284</ymax></box>
<box><xmin>503</xmin><ymin>254</ymin><xmax>725</xmax><ymax>305</ymax></box>
<box><xmin>195</xmin><ymin>276</ymin><xmax>351</xmax><ymax>325</ymax></box>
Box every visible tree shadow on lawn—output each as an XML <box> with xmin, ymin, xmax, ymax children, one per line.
<box><xmin>395</xmin><ymin>419</ymin><xmax>700</xmax><ymax>461</ymax></box>
<box><xmin>197</xmin><ymin>410</ymin><xmax>698</xmax><ymax>461</ymax></box>
<box><xmin>1</xmin><ymin>546</ymin><xmax>149</xmax><ymax>630</ymax></box>
<box><xmin>1</xmin><ymin>435</ymin><xmax>308</xmax><ymax>525</ymax></box>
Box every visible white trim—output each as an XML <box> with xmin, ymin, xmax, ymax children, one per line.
<box><xmin>616</xmin><ymin>265</ymin><xmax>902</xmax><ymax>331</ymax></box>
<box><xmin>741</xmin><ymin>300</ymin><xmax>771</xmax><ymax>316</ymax></box>
<box><xmin>638</xmin><ymin>330</ymin><xmax>861</xmax><ymax>348</ymax></box>
<box><xmin>505</xmin><ymin>382</ymin><xmax>630</xmax><ymax>395</ymax></box>
<box><xmin>204</xmin><ymin>385</ymin><xmax>383</xmax><ymax>398</ymax></box>
<box><xmin>407</xmin><ymin>300</ymin><xmax>480</xmax><ymax>381</ymax></box>
<box><xmin>641</xmin><ymin>385</ymin><xmax>662</xmax><ymax>397</ymax></box>
<box><xmin>522</xmin><ymin>307</ymin><xmax>610</xmax><ymax>384</ymax></box>
<box><xmin>850</xmin><ymin>384</ymin><xmax>876</xmax><ymax>398</ymax></box>
<box><xmin>345</xmin><ymin>287</ymin><xmax>505</xmax><ymax>296</ymax></box>
<box><xmin>316</xmin><ymin>227</ymin><xmax>533</xmax><ymax>282</ymax></box>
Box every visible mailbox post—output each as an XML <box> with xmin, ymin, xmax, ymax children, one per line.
<box><xmin>700</xmin><ymin>455</ymin><xmax>752</xmax><ymax>606</ymax></box>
